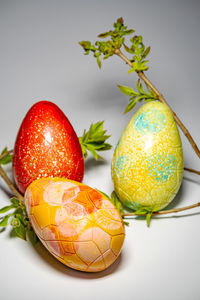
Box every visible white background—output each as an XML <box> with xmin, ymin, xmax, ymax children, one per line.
<box><xmin>0</xmin><ymin>0</ymin><xmax>200</xmax><ymax>299</ymax></box>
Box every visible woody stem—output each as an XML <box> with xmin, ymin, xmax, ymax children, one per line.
<box><xmin>122</xmin><ymin>202</ymin><xmax>200</xmax><ymax>217</ymax></box>
<box><xmin>114</xmin><ymin>49</ymin><xmax>200</xmax><ymax>159</ymax></box>
<box><xmin>0</xmin><ymin>164</ymin><xmax>24</xmax><ymax>203</ymax></box>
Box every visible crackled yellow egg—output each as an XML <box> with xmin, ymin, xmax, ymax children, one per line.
<box><xmin>25</xmin><ymin>177</ymin><xmax>125</xmax><ymax>272</ymax></box>
<box><xmin>112</xmin><ymin>101</ymin><xmax>184</xmax><ymax>211</ymax></box>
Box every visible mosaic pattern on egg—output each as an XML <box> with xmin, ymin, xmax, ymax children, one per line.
<box><xmin>25</xmin><ymin>177</ymin><xmax>125</xmax><ymax>272</ymax></box>
<box><xmin>112</xmin><ymin>101</ymin><xmax>184</xmax><ymax>211</ymax></box>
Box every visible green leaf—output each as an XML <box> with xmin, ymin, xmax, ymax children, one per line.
<box><xmin>78</xmin><ymin>138</ymin><xmax>87</xmax><ymax>158</ymax></box>
<box><xmin>27</xmin><ymin>228</ymin><xmax>38</xmax><ymax>245</ymax></box>
<box><xmin>96</xmin><ymin>56</ymin><xmax>101</xmax><ymax>68</ymax></box>
<box><xmin>145</xmin><ymin>98</ymin><xmax>155</xmax><ymax>103</ymax></box>
<box><xmin>124</xmin><ymin>99</ymin><xmax>137</xmax><ymax>114</ymax></box>
<box><xmin>141</xmin><ymin>46</ymin><xmax>151</xmax><ymax>59</ymax></box>
<box><xmin>110</xmin><ymin>192</ymin><xmax>130</xmax><ymax>226</ymax></box>
<box><xmin>120</xmin><ymin>78</ymin><xmax>157</xmax><ymax>114</ymax></box>
<box><xmin>124</xmin><ymin>29</ymin><xmax>135</xmax><ymax>35</ymax></box>
<box><xmin>110</xmin><ymin>191</ymin><xmax>124</xmax><ymax>214</ymax></box>
<box><xmin>1</xmin><ymin>147</ymin><xmax>9</xmax><ymax>155</ymax></box>
<box><xmin>15</xmin><ymin>213</ymin><xmax>27</xmax><ymax>226</ymax></box>
<box><xmin>115</xmin><ymin>17</ymin><xmax>124</xmax><ymax>26</ymax></box>
<box><xmin>0</xmin><ymin>195</ymin><xmax>29</xmax><ymax>239</ymax></box>
<box><xmin>79</xmin><ymin>41</ymin><xmax>91</xmax><ymax>50</ymax></box>
<box><xmin>10</xmin><ymin>217</ymin><xmax>21</xmax><ymax>228</ymax></box>
<box><xmin>85</xmin><ymin>145</ymin><xmax>99</xmax><ymax>160</ymax></box>
<box><xmin>0</xmin><ymin>215</ymin><xmax>11</xmax><ymax>227</ymax></box>
<box><xmin>14</xmin><ymin>223</ymin><xmax>26</xmax><ymax>240</ymax></box>
<box><xmin>118</xmin><ymin>85</ymin><xmax>136</xmax><ymax>96</ymax></box>
<box><xmin>0</xmin><ymin>147</ymin><xmax>13</xmax><ymax>165</ymax></box>
<box><xmin>86</xmin><ymin>141</ymin><xmax>111</xmax><ymax>150</ymax></box>
<box><xmin>128</xmin><ymin>63</ymin><xmax>137</xmax><ymax>74</ymax></box>
<box><xmin>133</xmin><ymin>204</ymin><xmax>154</xmax><ymax>226</ymax></box>
<box><xmin>10</xmin><ymin>197</ymin><xmax>20</xmax><ymax>208</ymax></box>
<box><xmin>94</xmin><ymin>52</ymin><xmax>102</xmax><ymax>68</ymax></box>
<box><xmin>129</xmin><ymin>61</ymin><xmax>148</xmax><ymax>72</ymax></box>
<box><xmin>10</xmin><ymin>215</ymin><xmax>27</xmax><ymax>240</ymax></box>
<box><xmin>123</xmin><ymin>220</ymin><xmax>130</xmax><ymax>227</ymax></box>
<box><xmin>79</xmin><ymin>121</ymin><xmax>112</xmax><ymax>160</ymax></box>
<box><xmin>123</xmin><ymin>43</ymin><xmax>135</xmax><ymax>54</ymax></box>
<box><xmin>136</xmin><ymin>79</ymin><xmax>146</xmax><ymax>94</ymax></box>
<box><xmin>146</xmin><ymin>212</ymin><xmax>153</xmax><ymax>227</ymax></box>
<box><xmin>98</xmin><ymin>31</ymin><xmax>112</xmax><ymax>38</ymax></box>
<box><xmin>134</xmin><ymin>209</ymin><xmax>147</xmax><ymax>215</ymax></box>
<box><xmin>96</xmin><ymin>189</ymin><xmax>110</xmax><ymax>200</ymax></box>
<box><xmin>0</xmin><ymin>204</ymin><xmax>15</xmax><ymax>214</ymax></box>
<box><xmin>138</xmin><ymin>60</ymin><xmax>149</xmax><ymax>71</ymax></box>
<box><xmin>0</xmin><ymin>155</ymin><xmax>12</xmax><ymax>165</ymax></box>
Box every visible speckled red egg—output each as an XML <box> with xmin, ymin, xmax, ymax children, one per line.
<box><xmin>13</xmin><ymin>101</ymin><xmax>84</xmax><ymax>194</ymax></box>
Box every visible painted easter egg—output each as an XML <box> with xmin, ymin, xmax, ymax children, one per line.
<box><xmin>112</xmin><ymin>101</ymin><xmax>184</xmax><ymax>211</ymax></box>
<box><xmin>25</xmin><ymin>177</ymin><xmax>125</xmax><ymax>272</ymax></box>
<box><xmin>13</xmin><ymin>101</ymin><xmax>84</xmax><ymax>194</ymax></box>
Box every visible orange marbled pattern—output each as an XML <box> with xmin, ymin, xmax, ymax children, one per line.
<box><xmin>25</xmin><ymin>177</ymin><xmax>125</xmax><ymax>272</ymax></box>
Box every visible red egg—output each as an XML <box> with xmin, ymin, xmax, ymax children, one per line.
<box><xmin>13</xmin><ymin>101</ymin><xmax>84</xmax><ymax>194</ymax></box>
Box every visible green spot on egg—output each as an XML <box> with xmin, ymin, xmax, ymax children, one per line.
<box><xmin>115</xmin><ymin>155</ymin><xmax>129</xmax><ymax>171</ymax></box>
<box><xmin>133</xmin><ymin>108</ymin><xmax>166</xmax><ymax>134</ymax></box>
<box><xmin>146</xmin><ymin>154</ymin><xmax>176</xmax><ymax>182</ymax></box>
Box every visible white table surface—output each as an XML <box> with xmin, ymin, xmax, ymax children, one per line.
<box><xmin>0</xmin><ymin>1</ymin><xmax>200</xmax><ymax>299</ymax></box>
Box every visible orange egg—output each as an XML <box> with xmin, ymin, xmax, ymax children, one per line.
<box><xmin>25</xmin><ymin>177</ymin><xmax>125</xmax><ymax>272</ymax></box>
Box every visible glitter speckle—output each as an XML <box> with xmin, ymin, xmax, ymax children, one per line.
<box><xmin>12</xmin><ymin>101</ymin><xmax>84</xmax><ymax>194</ymax></box>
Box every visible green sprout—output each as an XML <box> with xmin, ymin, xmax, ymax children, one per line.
<box><xmin>79</xmin><ymin>17</ymin><xmax>157</xmax><ymax>113</ymax></box>
<box><xmin>79</xmin><ymin>121</ymin><xmax>112</xmax><ymax>160</ymax></box>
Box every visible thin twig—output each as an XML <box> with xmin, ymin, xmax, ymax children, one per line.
<box><xmin>184</xmin><ymin>167</ymin><xmax>200</xmax><ymax>176</ymax></box>
<box><xmin>122</xmin><ymin>202</ymin><xmax>200</xmax><ymax>217</ymax></box>
<box><xmin>0</xmin><ymin>164</ymin><xmax>24</xmax><ymax>202</ymax></box>
<box><xmin>114</xmin><ymin>49</ymin><xmax>200</xmax><ymax>159</ymax></box>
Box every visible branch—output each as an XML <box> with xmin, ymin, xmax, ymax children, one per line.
<box><xmin>184</xmin><ymin>167</ymin><xmax>200</xmax><ymax>176</ymax></box>
<box><xmin>114</xmin><ymin>49</ymin><xmax>200</xmax><ymax>159</ymax></box>
<box><xmin>0</xmin><ymin>164</ymin><xmax>24</xmax><ymax>203</ymax></box>
<box><xmin>122</xmin><ymin>202</ymin><xmax>200</xmax><ymax>217</ymax></box>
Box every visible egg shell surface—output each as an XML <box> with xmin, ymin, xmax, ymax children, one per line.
<box><xmin>13</xmin><ymin>101</ymin><xmax>84</xmax><ymax>194</ymax></box>
<box><xmin>112</xmin><ymin>101</ymin><xmax>184</xmax><ymax>211</ymax></box>
<box><xmin>25</xmin><ymin>177</ymin><xmax>125</xmax><ymax>272</ymax></box>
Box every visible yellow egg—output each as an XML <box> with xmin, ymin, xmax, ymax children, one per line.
<box><xmin>112</xmin><ymin>101</ymin><xmax>184</xmax><ymax>211</ymax></box>
<box><xmin>25</xmin><ymin>177</ymin><xmax>125</xmax><ymax>272</ymax></box>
